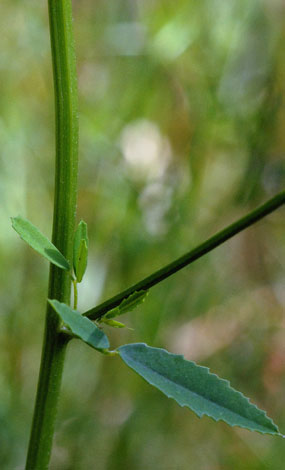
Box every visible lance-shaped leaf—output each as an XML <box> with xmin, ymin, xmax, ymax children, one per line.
<box><xmin>73</xmin><ymin>220</ymin><xmax>88</xmax><ymax>282</ymax></box>
<box><xmin>103</xmin><ymin>290</ymin><xmax>149</xmax><ymax>320</ymax></box>
<box><xmin>118</xmin><ymin>343</ymin><xmax>281</xmax><ymax>436</ymax></box>
<box><xmin>11</xmin><ymin>216</ymin><xmax>70</xmax><ymax>270</ymax></box>
<box><xmin>49</xmin><ymin>300</ymin><xmax>109</xmax><ymax>350</ymax></box>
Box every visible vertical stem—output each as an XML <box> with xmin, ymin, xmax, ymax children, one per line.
<box><xmin>25</xmin><ymin>0</ymin><xmax>78</xmax><ymax>468</ymax></box>
<box><xmin>73</xmin><ymin>279</ymin><xmax>78</xmax><ymax>310</ymax></box>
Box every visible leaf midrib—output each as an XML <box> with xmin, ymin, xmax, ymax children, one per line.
<box><xmin>125</xmin><ymin>353</ymin><xmax>275</xmax><ymax>432</ymax></box>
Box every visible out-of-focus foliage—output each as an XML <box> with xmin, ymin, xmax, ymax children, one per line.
<box><xmin>0</xmin><ymin>0</ymin><xmax>284</xmax><ymax>468</ymax></box>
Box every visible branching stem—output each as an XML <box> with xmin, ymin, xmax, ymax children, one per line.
<box><xmin>85</xmin><ymin>191</ymin><xmax>284</xmax><ymax>321</ymax></box>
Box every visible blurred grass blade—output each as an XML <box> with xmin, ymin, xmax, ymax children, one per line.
<box><xmin>49</xmin><ymin>300</ymin><xmax>109</xmax><ymax>350</ymax></box>
<box><xmin>118</xmin><ymin>343</ymin><xmax>281</xmax><ymax>435</ymax></box>
<box><xmin>11</xmin><ymin>216</ymin><xmax>70</xmax><ymax>270</ymax></box>
<box><xmin>104</xmin><ymin>290</ymin><xmax>149</xmax><ymax>320</ymax></box>
<box><xmin>73</xmin><ymin>220</ymin><xmax>88</xmax><ymax>281</ymax></box>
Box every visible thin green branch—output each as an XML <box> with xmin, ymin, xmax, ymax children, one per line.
<box><xmin>85</xmin><ymin>191</ymin><xmax>284</xmax><ymax>321</ymax></box>
<box><xmin>25</xmin><ymin>0</ymin><xmax>78</xmax><ymax>468</ymax></box>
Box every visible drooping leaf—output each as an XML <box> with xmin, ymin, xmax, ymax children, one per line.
<box><xmin>118</xmin><ymin>343</ymin><xmax>281</xmax><ymax>436</ymax></box>
<box><xmin>73</xmin><ymin>220</ymin><xmax>88</xmax><ymax>282</ymax></box>
<box><xmin>104</xmin><ymin>290</ymin><xmax>149</xmax><ymax>320</ymax></box>
<box><xmin>49</xmin><ymin>300</ymin><xmax>109</xmax><ymax>350</ymax></box>
<box><xmin>11</xmin><ymin>216</ymin><xmax>70</xmax><ymax>270</ymax></box>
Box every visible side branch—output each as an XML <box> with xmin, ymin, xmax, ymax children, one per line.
<box><xmin>85</xmin><ymin>191</ymin><xmax>284</xmax><ymax>320</ymax></box>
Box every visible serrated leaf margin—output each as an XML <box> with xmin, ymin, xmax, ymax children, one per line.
<box><xmin>118</xmin><ymin>343</ymin><xmax>281</xmax><ymax>436</ymax></box>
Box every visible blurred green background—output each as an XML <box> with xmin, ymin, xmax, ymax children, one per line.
<box><xmin>1</xmin><ymin>0</ymin><xmax>285</xmax><ymax>468</ymax></box>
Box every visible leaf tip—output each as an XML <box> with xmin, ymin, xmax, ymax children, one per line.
<box><xmin>11</xmin><ymin>215</ymin><xmax>19</xmax><ymax>228</ymax></box>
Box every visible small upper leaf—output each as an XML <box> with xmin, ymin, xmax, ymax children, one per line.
<box><xmin>73</xmin><ymin>220</ymin><xmax>88</xmax><ymax>282</ymax></box>
<box><xmin>118</xmin><ymin>343</ymin><xmax>281</xmax><ymax>436</ymax></box>
<box><xmin>49</xmin><ymin>300</ymin><xmax>109</xmax><ymax>350</ymax></box>
<box><xmin>104</xmin><ymin>290</ymin><xmax>149</xmax><ymax>320</ymax></box>
<box><xmin>75</xmin><ymin>239</ymin><xmax>88</xmax><ymax>282</ymax></box>
<box><xmin>11</xmin><ymin>216</ymin><xmax>70</xmax><ymax>270</ymax></box>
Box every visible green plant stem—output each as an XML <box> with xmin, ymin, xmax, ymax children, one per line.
<box><xmin>25</xmin><ymin>0</ymin><xmax>78</xmax><ymax>468</ymax></box>
<box><xmin>85</xmin><ymin>190</ymin><xmax>285</xmax><ymax>320</ymax></box>
<box><xmin>73</xmin><ymin>279</ymin><xmax>78</xmax><ymax>309</ymax></box>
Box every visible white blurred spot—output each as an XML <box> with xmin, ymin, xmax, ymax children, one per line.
<box><xmin>120</xmin><ymin>119</ymin><xmax>171</xmax><ymax>181</ymax></box>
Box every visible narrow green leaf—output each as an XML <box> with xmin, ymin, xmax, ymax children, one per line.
<box><xmin>104</xmin><ymin>290</ymin><xmax>148</xmax><ymax>320</ymax></box>
<box><xmin>11</xmin><ymin>216</ymin><xmax>70</xmax><ymax>270</ymax></box>
<box><xmin>100</xmin><ymin>318</ymin><xmax>127</xmax><ymax>328</ymax></box>
<box><xmin>118</xmin><ymin>343</ymin><xmax>281</xmax><ymax>436</ymax></box>
<box><xmin>49</xmin><ymin>300</ymin><xmax>109</xmax><ymax>350</ymax></box>
<box><xmin>73</xmin><ymin>220</ymin><xmax>88</xmax><ymax>281</ymax></box>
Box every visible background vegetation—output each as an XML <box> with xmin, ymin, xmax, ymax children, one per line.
<box><xmin>1</xmin><ymin>0</ymin><xmax>284</xmax><ymax>468</ymax></box>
